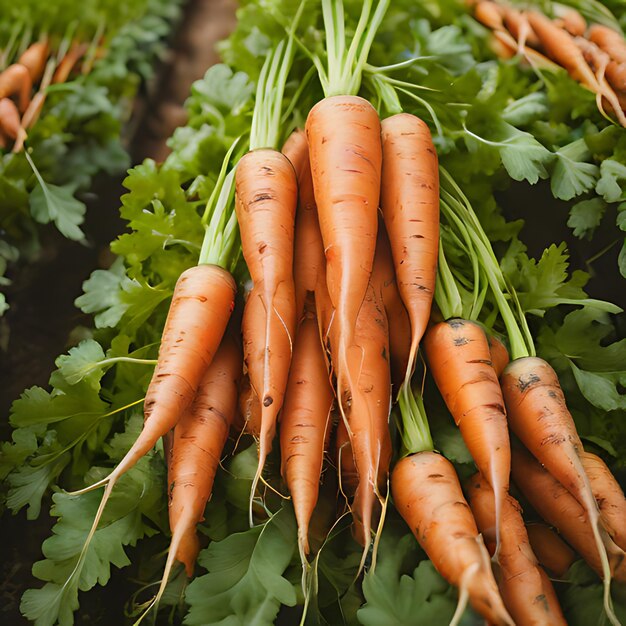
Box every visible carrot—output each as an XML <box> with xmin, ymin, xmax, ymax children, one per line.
<box><xmin>282</xmin><ymin>129</ymin><xmax>326</xmax><ymax>323</ymax></box>
<box><xmin>502</xmin><ymin>356</ymin><xmax>622</xmax><ymax>623</ymax></box>
<box><xmin>280</xmin><ymin>304</ymin><xmax>333</xmax><ymax>559</ymax></box>
<box><xmin>306</xmin><ymin>94</ymin><xmax>382</xmax><ymax>408</ymax></box>
<box><xmin>466</xmin><ymin>472</ymin><xmax>567</xmax><ymax>626</ymax></box>
<box><xmin>335</xmin><ymin>417</ymin><xmax>358</xmax><ymax>500</ymax></box>
<box><xmin>526</xmin><ymin>11</ymin><xmax>599</xmax><ymax>88</ymax></box>
<box><xmin>0</xmin><ymin>97</ymin><xmax>21</xmax><ymax>140</ymax></box>
<box><xmin>345</xmin><ymin>279</ymin><xmax>392</xmax><ymax>554</ymax></box>
<box><xmin>167</xmin><ymin>332</ymin><xmax>241</xmax><ymax>574</ymax></box>
<box><xmin>511</xmin><ymin>446</ymin><xmax>626</xmax><ymax>583</ymax></box>
<box><xmin>423</xmin><ymin>319</ymin><xmax>510</xmax><ymax>554</ymax></box>
<box><xmin>581</xmin><ymin>451</ymin><xmax>626</xmax><ymax>551</ymax></box>
<box><xmin>0</xmin><ymin>64</ymin><xmax>32</xmax><ymax>113</ymax></box>
<box><xmin>392</xmin><ymin>452</ymin><xmax>513</xmax><ymax>625</ymax></box>
<box><xmin>606</xmin><ymin>61</ymin><xmax>626</xmax><ymax>93</ymax></box>
<box><xmin>239</xmin><ymin>376</ymin><xmax>262</xmax><ymax>437</ymax></box>
<box><xmin>503</xmin><ymin>8</ymin><xmax>540</xmax><ymax>49</ymax></box>
<box><xmin>135</xmin><ymin>331</ymin><xmax>241</xmax><ymax>622</ymax></box>
<box><xmin>370</xmin><ymin>225</ymin><xmax>411</xmax><ymax>390</ymax></box>
<box><xmin>526</xmin><ymin>524</ymin><xmax>577</xmax><ymax>578</ymax></box>
<box><xmin>474</xmin><ymin>1</ymin><xmax>505</xmax><ymax>30</ymax></box>
<box><xmin>236</xmin><ymin>148</ymin><xmax>298</xmax><ymax>519</ymax></box>
<box><xmin>380</xmin><ymin>113</ymin><xmax>438</xmax><ymax>387</ymax></box>
<box><xmin>589</xmin><ymin>24</ymin><xmax>626</xmax><ymax>65</ymax></box>
<box><xmin>553</xmin><ymin>7</ymin><xmax>587</xmax><ymax>37</ymax></box>
<box><xmin>18</xmin><ymin>40</ymin><xmax>49</xmax><ymax>83</ymax></box>
<box><xmin>80</xmin><ymin>264</ymin><xmax>236</xmax><ymax>497</ymax></box>
<box><xmin>52</xmin><ymin>42</ymin><xmax>89</xmax><ymax>84</ymax></box>
<box><xmin>488</xmin><ymin>333</ymin><xmax>509</xmax><ymax>378</ymax></box>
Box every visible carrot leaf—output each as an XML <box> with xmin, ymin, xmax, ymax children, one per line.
<box><xmin>185</xmin><ymin>505</ymin><xmax>298</xmax><ymax>626</ymax></box>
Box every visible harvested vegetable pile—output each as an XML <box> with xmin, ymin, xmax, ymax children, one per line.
<box><xmin>2</xmin><ymin>0</ymin><xmax>626</xmax><ymax>625</ymax></box>
<box><xmin>0</xmin><ymin>0</ymin><xmax>182</xmax><ymax>320</ymax></box>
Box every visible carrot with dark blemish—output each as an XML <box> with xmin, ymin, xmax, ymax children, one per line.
<box><xmin>235</xmin><ymin>40</ymin><xmax>299</xmax><ymax>524</ymax></box>
<box><xmin>423</xmin><ymin>318</ymin><xmax>510</xmax><ymax>556</ymax></box>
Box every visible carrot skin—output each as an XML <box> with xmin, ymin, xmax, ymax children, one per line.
<box><xmin>336</xmin><ymin>417</ymin><xmax>358</xmax><ymax>499</ymax></box>
<box><xmin>109</xmin><ymin>264</ymin><xmax>236</xmax><ymax>483</ymax></box>
<box><xmin>380</xmin><ymin>113</ymin><xmax>438</xmax><ymax>379</ymax></box>
<box><xmin>581</xmin><ymin>451</ymin><xmax>626</xmax><ymax>552</ymax></box>
<box><xmin>306</xmin><ymin>95</ymin><xmax>382</xmax><ymax>401</ymax></box>
<box><xmin>512</xmin><ymin>447</ymin><xmax>626</xmax><ymax>582</ymax></box>
<box><xmin>18</xmin><ymin>41</ymin><xmax>49</xmax><ymax>83</ymax></box>
<box><xmin>392</xmin><ymin>452</ymin><xmax>513</xmax><ymax>626</ymax></box>
<box><xmin>283</xmin><ymin>129</ymin><xmax>327</xmax><ymax>323</ymax></box>
<box><xmin>52</xmin><ymin>42</ymin><xmax>89</xmax><ymax>84</ymax></box>
<box><xmin>0</xmin><ymin>64</ymin><xmax>32</xmax><ymax>113</ymax></box>
<box><xmin>168</xmin><ymin>332</ymin><xmax>241</xmax><ymax>574</ymax></box>
<box><xmin>488</xmin><ymin>333</ymin><xmax>510</xmax><ymax>378</ymax></box>
<box><xmin>347</xmin><ymin>280</ymin><xmax>392</xmax><ymax>547</ymax></box>
<box><xmin>474</xmin><ymin>1</ymin><xmax>505</xmax><ymax>30</ymax></box>
<box><xmin>370</xmin><ymin>225</ymin><xmax>412</xmax><ymax>391</ymax></box>
<box><xmin>423</xmin><ymin>319</ymin><xmax>510</xmax><ymax>549</ymax></box>
<box><xmin>526</xmin><ymin>11</ymin><xmax>598</xmax><ymax>88</ymax></box>
<box><xmin>466</xmin><ymin>473</ymin><xmax>566</xmax><ymax>626</ymax></box>
<box><xmin>589</xmin><ymin>24</ymin><xmax>626</xmax><ymax>65</ymax></box>
<box><xmin>526</xmin><ymin>524</ymin><xmax>577</xmax><ymax>578</ymax></box>
<box><xmin>280</xmin><ymin>309</ymin><xmax>333</xmax><ymax>554</ymax></box>
<box><xmin>236</xmin><ymin>148</ymin><xmax>298</xmax><ymax>498</ymax></box>
<box><xmin>0</xmin><ymin>97</ymin><xmax>21</xmax><ymax>140</ymax></box>
<box><xmin>503</xmin><ymin>8</ymin><xmax>540</xmax><ymax>48</ymax></box>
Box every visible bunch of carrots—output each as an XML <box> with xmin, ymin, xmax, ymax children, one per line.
<box><xmin>472</xmin><ymin>0</ymin><xmax>626</xmax><ymax>126</ymax></box>
<box><xmin>60</xmin><ymin>1</ymin><xmax>626</xmax><ymax>624</ymax></box>
<box><xmin>0</xmin><ymin>35</ymin><xmax>92</xmax><ymax>151</ymax></box>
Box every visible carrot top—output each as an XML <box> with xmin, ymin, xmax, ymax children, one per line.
<box><xmin>311</xmin><ymin>0</ymin><xmax>390</xmax><ymax>98</ymax></box>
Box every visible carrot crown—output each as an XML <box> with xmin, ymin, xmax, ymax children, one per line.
<box><xmin>438</xmin><ymin>167</ymin><xmax>534</xmax><ymax>361</ymax></box>
<box><xmin>312</xmin><ymin>0</ymin><xmax>390</xmax><ymax>97</ymax></box>
<box><xmin>397</xmin><ymin>384</ymin><xmax>434</xmax><ymax>456</ymax></box>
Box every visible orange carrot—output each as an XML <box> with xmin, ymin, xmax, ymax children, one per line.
<box><xmin>135</xmin><ymin>331</ymin><xmax>242</xmax><ymax>622</ymax></box>
<box><xmin>0</xmin><ymin>97</ymin><xmax>21</xmax><ymax>140</ymax></box>
<box><xmin>392</xmin><ymin>452</ymin><xmax>513</xmax><ymax>625</ymax></box>
<box><xmin>527</xmin><ymin>11</ymin><xmax>599</xmax><ymax>88</ymax></box>
<box><xmin>167</xmin><ymin>331</ymin><xmax>241</xmax><ymax>575</ymax></box>
<box><xmin>581</xmin><ymin>451</ymin><xmax>626</xmax><ymax>551</ymax></box>
<box><xmin>589</xmin><ymin>24</ymin><xmax>626</xmax><ymax>65</ymax></box>
<box><xmin>0</xmin><ymin>64</ymin><xmax>32</xmax><ymax>112</ymax></box>
<box><xmin>511</xmin><ymin>446</ymin><xmax>626</xmax><ymax>583</ymax></box>
<box><xmin>502</xmin><ymin>356</ymin><xmax>623</xmax><ymax>621</ymax></box>
<box><xmin>474</xmin><ymin>1</ymin><xmax>505</xmax><ymax>30</ymax></box>
<box><xmin>239</xmin><ymin>376</ymin><xmax>262</xmax><ymax>437</ymax></box>
<box><xmin>235</xmin><ymin>148</ymin><xmax>298</xmax><ymax>517</ymax></box>
<box><xmin>52</xmin><ymin>42</ymin><xmax>88</xmax><ymax>84</ymax></box>
<box><xmin>553</xmin><ymin>7</ymin><xmax>587</xmax><ymax>37</ymax></box>
<box><xmin>488</xmin><ymin>333</ymin><xmax>509</xmax><ymax>378</ymax></box>
<box><xmin>346</xmin><ymin>279</ymin><xmax>392</xmax><ymax>552</ymax></box>
<box><xmin>306</xmin><ymin>95</ymin><xmax>382</xmax><ymax>408</ymax></box>
<box><xmin>282</xmin><ymin>129</ymin><xmax>327</xmax><ymax>323</ymax></box>
<box><xmin>503</xmin><ymin>8</ymin><xmax>540</xmax><ymax>49</ymax></box>
<box><xmin>280</xmin><ymin>305</ymin><xmax>333</xmax><ymax>558</ymax></box>
<box><xmin>18</xmin><ymin>40</ymin><xmax>49</xmax><ymax>83</ymax></box>
<box><xmin>335</xmin><ymin>417</ymin><xmax>358</xmax><ymax>500</ymax></box>
<box><xmin>466</xmin><ymin>473</ymin><xmax>566</xmax><ymax>626</ymax></box>
<box><xmin>606</xmin><ymin>61</ymin><xmax>626</xmax><ymax>93</ymax></box>
<box><xmin>526</xmin><ymin>524</ymin><xmax>577</xmax><ymax>578</ymax></box>
<box><xmin>370</xmin><ymin>225</ymin><xmax>412</xmax><ymax>390</ymax></box>
<box><xmin>423</xmin><ymin>319</ymin><xmax>510</xmax><ymax>552</ymax></box>
<box><xmin>380</xmin><ymin>113</ymin><xmax>438</xmax><ymax>385</ymax></box>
